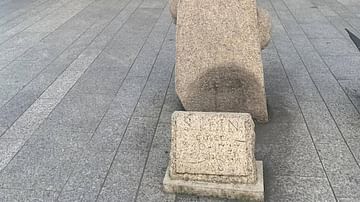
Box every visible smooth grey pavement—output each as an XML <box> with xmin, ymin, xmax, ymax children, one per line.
<box><xmin>0</xmin><ymin>0</ymin><xmax>360</xmax><ymax>201</ymax></box>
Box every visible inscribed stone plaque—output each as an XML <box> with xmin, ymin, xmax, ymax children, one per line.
<box><xmin>175</xmin><ymin>0</ymin><xmax>269</xmax><ymax>122</ymax></box>
<box><xmin>170</xmin><ymin>111</ymin><xmax>257</xmax><ymax>184</ymax></box>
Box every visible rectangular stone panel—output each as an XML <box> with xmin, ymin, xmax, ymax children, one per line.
<box><xmin>170</xmin><ymin>111</ymin><xmax>257</xmax><ymax>184</ymax></box>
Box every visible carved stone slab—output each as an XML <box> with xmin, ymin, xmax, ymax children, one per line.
<box><xmin>175</xmin><ymin>0</ymin><xmax>268</xmax><ymax>122</ymax></box>
<box><xmin>169</xmin><ymin>111</ymin><xmax>257</xmax><ymax>184</ymax></box>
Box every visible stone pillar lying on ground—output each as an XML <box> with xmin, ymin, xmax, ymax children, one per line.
<box><xmin>170</xmin><ymin>0</ymin><xmax>271</xmax><ymax>49</ymax></box>
<box><xmin>173</xmin><ymin>0</ymin><xmax>270</xmax><ymax>122</ymax></box>
<box><xmin>163</xmin><ymin>111</ymin><xmax>264</xmax><ymax>201</ymax></box>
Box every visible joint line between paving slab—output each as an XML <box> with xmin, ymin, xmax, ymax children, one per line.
<box><xmin>268</xmin><ymin>0</ymin><xmax>337</xmax><ymax>199</ymax></box>
<box><xmin>0</xmin><ymin>0</ymin><xmax>98</xmax><ymax>71</ymax></box>
<box><xmin>0</xmin><ymin>0</ymin><xmax>46</xmax><ymax>20</ymax></box>
<box><xmin>277</xmin><ymin>0</ymin><xmax>360</xmax><ymax>170</ymax></box>
<box><xmin>0</xmin><ymin>0</ymin><xmax>140</xmax><ymax>174</ymax></box>
<box><xmin>133</xmin><ymin>50</ymin><xmax>175</xmax><ymax>202</ymax></box>
<box><xmin>0</xmin><ymin>21</ymin><xmax>96</xmax><ymax>136</ymax></box>
<box><xmin>0</xmin><ymin>0</ymin><xmax>98</xmax><ymax>45</ymax></box>
<box><xmin>0</xmin><ymin>0</ymin><xmax>15</xmax><ymax>7</ymax></box>
<box><xmin>0</xmin><ymin>0</ymin><xmax>52</xmax><ymax>27</ymax></box>
<box><xmin>94</xmin><ymin>7</ymin><xmax>173</xmax><ymax>201</ymax></box>
<box><xmin>332</xmin><ymin>0</ymin><xmax>359</xmax><ymax>17</ymax></box>
<box><xmin>0</xmin><ymin>0</ymin><xmax>75</xmax><ymax>46</ymax></box>
<box><xmin>54</xmin><ymin>0</ymin><xmax>143</xmax><ymax>198</ymax></box>
<box><xmin>304</xmin><ymin>4</ymin><xmax>360</xmax><ymax>114</ymax></box>
<box><xmin>0</xmin><ymin>0</ymin><xmax>89</xmax><ymax>71</ymax></box>
<box><xmin>0</xmin><ymin>0</ymin><xmax>125</xmax><ymax>127</ymax></box>
<box><xmin>321</xmin><ymin>6</ymin><xmax>360</xmax><ymax>39</ymax></box>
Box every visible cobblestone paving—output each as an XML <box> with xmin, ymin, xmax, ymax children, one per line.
<box><xmin>0</xmin><ymin>0</ymin><xmax>359</xmax><ymax>201</ymax></box>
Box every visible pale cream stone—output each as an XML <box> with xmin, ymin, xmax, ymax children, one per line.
<box><xmin>175</xmin><ymin>0</ymin><xmax>269</xmax><ymax>122</ymax></box>
<box><xmin>170</xmin><ymin>0</ymin><xmax>178</xmax><ymax>23</ymax></box>
<box><xmin>169</xmin><ymin>111</ymin><xmax>257</xmax><ymax>184</ymax></box>
<box><xmin>164</xmin><ymin>162</ymin><xmax>264</xmax><ymax>201</ymax></box>
<box><xmin>258</xmin><ymin>7</ymin><xmax>271</xmax><ymax>49</ymax></box>
<box><xmin>164</xmin><ymin>111</ymin><xmax>264</xmax><ymax>201</ymax></box>
<box><xmin>169</xmin><ymin>0</ymin><xmax>272</xmax><ymax>49</ymax></box>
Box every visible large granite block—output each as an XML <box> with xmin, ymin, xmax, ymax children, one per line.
<box><xmin>170</xmin><ymin>0</ymin><xmax>271</xmax><ymax>49</ymax></box>
<box><xmin>174</xmin><ymin>0</ymin><xmax>269</xmax><ymax>122</ymax></box>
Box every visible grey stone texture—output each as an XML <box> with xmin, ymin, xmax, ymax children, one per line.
<box><xmin>0</xmin><ymin>0</ymin><xmax>359</xmax><ymax>201</ymax></box>
<box><xmin>174</xmin><ymin>0</ymin><xmax>269</xmax><ymax>122</ymax></box>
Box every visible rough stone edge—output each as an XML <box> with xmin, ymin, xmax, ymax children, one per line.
<box><xmin>163</xmin><ymin>161</ymin><xmax>264</xmax><ymax>201</ymax></box>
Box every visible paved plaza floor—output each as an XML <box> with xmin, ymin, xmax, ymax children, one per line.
<box><xmin>0</xmin><ymin>0</ymin><xmax>360</xmax><ymax>201</ymax></box>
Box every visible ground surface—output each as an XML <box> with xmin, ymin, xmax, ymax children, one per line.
<box><xmin>0</xmin><ymin>0</ymin><xmax>360</xmax><ymax>201</ymax></box>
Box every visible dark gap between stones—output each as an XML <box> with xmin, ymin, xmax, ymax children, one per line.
<box><xmin>346</xmin><ymin>28</ymin><xmax>360</xmax><ymax>51</ymax></box>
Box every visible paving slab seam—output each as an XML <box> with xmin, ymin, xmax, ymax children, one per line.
<box><xmin>276</xmin><ymin>0</ymin><xmax>360</xmax><ymax>171</ymax></box>
<box><xmin>0</xmin><ymin>22</ymin><xmax>96</xmax><ymax>131</ymax></box>
<box><xmin>0</xmin><ymin>0</ymin><xmax>52</xmax><ymax>27</ymax></box>
<box><xmin>93</xmin><ymin>8</ymin><xmax>173</xmax><ymax>201</ymax></box>
<box><xmin>0</xmin><ymin>0</ymin><xmax>97</xmax><ymax>71</ymax></box>
<box><xmin>0</xmin><ymin>0</ymin><xmax>143</xmax><ymax>174</ymax></box>
<box><xmin>52</xmin><ymin>0</ymin><xmax>145</xmax><ymax>198</ymax></box>
<box><xmin>0</xmin><ymin>0</ymin><xmax>129</xmax><ymax>121</ymax></box>
<box><xmin>309</xmin><ymin>0</ymin><xmax>360</xmax><ymax>34</ymax></box>
<box><xmin>56</xmin><ymin>5</ymin><xmax>173</xmax><ymax>200</ymax></box>
<box><xmin>0</xmin><ymin>0</ymin><xmax>129</xmax><ymax>129</ymax></box>
<box><xmin>133</xmin><ymin>37</ymin><xmax>175</xmax><ymax>202</ymax></box>
<box><xmin>0</xmin><ymin>0</ymin><xmax>47</xmax><ymax>18</ymax></box>
<box><xmin>0</xmin><ymin>0</ymin><xmax>70</xmax><ymax>38</ymax></box>
<box><xmin>268</xmin><ymin>0</ymin><xmax>338</xmax><ymax>200</ymax></box>
<box><xmin>0</xmin><ymin>0</ymin><xmax>82</xmax><ymax>45</ymax></box>
<box><xmin>332</xmin><ymin>1</ymin><xmax>360</xmax><ymax>17</ymax></box>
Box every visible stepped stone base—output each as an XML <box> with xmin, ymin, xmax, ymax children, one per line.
<box><xmin>163</xmin><ymin>161</ymin><xmax>264</xmax><ymax>201</ymax></box>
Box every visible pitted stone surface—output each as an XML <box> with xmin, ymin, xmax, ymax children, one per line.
<box><xmin>175</xmin><ymin>0</ymin><xmax>268</xmax><ymax>122</ymax></box>
<box><xmin>170</xmin><ymin>111</ymin><xmax>257</xmax><ymax>184</ymax></box>
<box><xmin>169</xmin><ymin>0</ymin><xmax>272</xmax><ymax>49</ymax></box>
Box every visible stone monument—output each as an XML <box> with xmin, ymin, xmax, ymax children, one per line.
<box><xmin>172</xmin><ymin>0</ymin><xmax>271</xmax><ymax>122</ymax></box>
<box><xmin>163</xmin><ymin>111</ymin><xmax>264</xmax><ymax>201</ymax></box>
<box><xmin>170</xmin><ymin>0</ymin><xmax>271</xmax><ymax>50</ymax></box>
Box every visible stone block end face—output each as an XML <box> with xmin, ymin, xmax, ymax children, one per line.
<box><xmin>163</xmin><ymin>161</ymin><xmax>264</xmax><ymax>201</ymax></box>
<box><xmin>170</xmin><ymin>111</ymin><xmax>258</xmax><ymax>184</ymax></box>
<box><xmin>174</xmin><ymin>0</ymin><xmax>269</xmax><ymax>123</ymax></box>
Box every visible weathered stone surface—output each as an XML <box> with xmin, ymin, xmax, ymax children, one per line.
<box><xmin>169</xmin><ymin>111</ymin><xmax>257</xmax><ymax>184</ymax></box>
<box><xmin>169</xmin><ymin>0</ymin><xmax>271</xmax><ymax>49</ymax></box>
<box><xmin>258</xmin><ymin>7</ymin><xmax>271</xmax><ymax>49</ymax></box>
<box><xmin>175</xmin><ymin>0</ymin><xmax>269</xmax><ymax>122</ymax></box>
<box><xmin>170</xmin><ymin>0</ymin><xmax>178</xmax><ymax>23</ymax></box>
<box><xmin>164</xmin><ymin>111</ymin><xmax>263</xmax><ymax>201</ymax></box>
<box><xmin>164</xmin><ymin>162</ymin><xmax>264</xmax><ymax>201</ymax></box>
